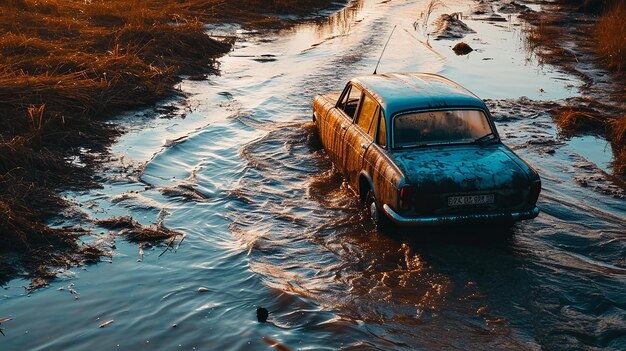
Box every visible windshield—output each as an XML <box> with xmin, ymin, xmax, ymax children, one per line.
<box><xmin>393</xmin><ymin>109</ymin><xmax>493</xmax><ymax>148</ymax></box>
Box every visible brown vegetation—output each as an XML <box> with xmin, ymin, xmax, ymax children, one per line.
<box><xmin>611</xmin><ymin>115</ymin><xmax>626</xmax><ymax>174</ymax></box>
<box><xmin>523</xmin><ymin>0</ymin><xmax>626</xmax><ymax>175</ymax></box>
<box><xmin>96</xmin><ymin>216</ymin><xmax>181</xmax><ymax>242</ymax></box>
<box><xmin>593</xmin><ymin>1</ymin><xmax>626</xmax><ymax>72</ymax></box>
<box><xmin>0</xmin><ymin>0</ymin><xmax>341</xmax><ymax>286</ymax></box>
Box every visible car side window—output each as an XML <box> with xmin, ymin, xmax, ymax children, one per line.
<box><xmin>377</xmin><ymin>111</ymin><xmax>387</xmax><ymax>148</ymax></box>
<box><xmin>339</xmin><ymin>84</ymin><xmax>362</xmax><ymax>118</ymax></box>
<box><xmin>355</xmin><ymin>94</ymin><xmax>377</xmax><ymax>138</ymax></box>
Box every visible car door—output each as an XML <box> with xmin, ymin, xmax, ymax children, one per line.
<box><xmin>328</xmin><ymin>83</ymin><xmax>362</xmax><ymax>166</ymax></box>
<box><xmin>343</xmin><ymin>92</ymin><xmax>378</xmax><ymax>188</ymax></box>
<box><xmin>364</xmin><ymin>108</ymin><xmax>401</xmax><ymax>209</ymax></box>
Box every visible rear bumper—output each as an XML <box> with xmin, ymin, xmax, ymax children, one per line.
<box><xmin>382</xmin><ymin>204</ymin><xmax>539</xmax><ymax>226</ymax></box>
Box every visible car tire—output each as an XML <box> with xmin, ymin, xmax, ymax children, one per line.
<box><xmin>366</xmin><ymin>190</ymin><xmax>391</xmax><ymax>231</ymax></box>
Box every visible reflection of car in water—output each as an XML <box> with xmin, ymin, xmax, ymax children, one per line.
<box><xmin>312</xmin><ymin>72</ymin><xmax>541</xmax><ymax>228</ymax></box>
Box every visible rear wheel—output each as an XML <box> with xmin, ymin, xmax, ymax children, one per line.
<box><xmin>366</xmin><ymin>190</ymin><xmax>391</xmax><ymax>231</ymax></box>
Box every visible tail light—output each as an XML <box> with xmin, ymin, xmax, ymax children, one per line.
<box><xmin>528</xmin><ymin>180</ymin><xmax>541</xmax><ymax>204</ymax></box>
<box><xmin>400</xmin><ymin>184</ymin><xmax>413</xmax><ymax>210</ymax></box>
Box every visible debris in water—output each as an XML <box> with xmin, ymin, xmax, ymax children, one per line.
<box><xmin>99</xmin><ymin>320</ymin><xmax>114</xmax><ymax>328</ymax></box>
<box><xmin>158</xmin><ymin>233</ymin><xmax>186</xmax><ymax>257</ymax></box>
<box><xmin>452</xmin><ymin>42</ymin><xmax>473</xmax><ymax>55</ymax></box>
<box><xmin>256</xmin><ymin>307</ymin><xmax>269</xmax><ymax>323</ymax></box>
<box><xmin>175</xmin><ymin>234</ymin><xmax>186</xmax><ymax>252</ymax></box>
<box><xmin>0</xmin><ymin>317</ymin><xmax>13</xmax><ymax>336</ymax></box>
<box><xmin>68</xmin><ymin>283</ymin><xmax>80</xmax><ymax>300</ymax></box>
<box><xmin>498</xmin><ymin>1</ymin><xmax>531</xmax><ymax>14</ymax></box>
<box><xmin>262</xmin><ymin>337</ymin><xmax>292</xmax><ymax>351</ymax></box>
<box><xmin>252</xmin><ymin>54</ymin><xmax>277</xmax><ymax>62</ymax></box>
<box><xmin>471</xmin><ymin>1</ymin><xmax>493</xmax><ymax>15</ymax></box>
<box><xmin>486</xmin><ymin>318</ymin><xmax>507</xmax><ymax>324</ymax></box>
<box><xmin>161</xmin><ymin>184</ymin><xmax>208</xmax><ymax>201</ymax></box>
<box><xmin>159</xmin><ymin>235</ymin><xmax>177</xmax><ymax>257</ymax></box>
<box><xmin>95</xmin><ymin>216</ymin><xmax>139</xmax><ymax>230</ymax></box>
<box><xmin>470</xmin><ymin>1</ymin><xmax>508</xmax><ymax>22</ymax></box>
<box><xmin>28</xmin><ymin>267</ymin><xmax>56</xmax><ymax>291</ymax></box>
<box><xmin>431</xmin><ymin>14</ymin><xmax>475</xmax><ymax>40</ymax></box>
<box><xmin>139</xmin><ymin>243</ymin><xmax>145</xmax><ymax>262</ymax></box>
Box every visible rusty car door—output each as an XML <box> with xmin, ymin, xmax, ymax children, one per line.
<box><xmin>327</xmin><ymin>84</ymin><xmax>362</xmax><ymax>167</ymax></box>
<box><xmin>343</xmin><ymin>92</ymin><xmax>378</xmax><ymax>188</ymax></box>
<box><xmin>364</xmin><ymin>108</ymin><xmax>400</xmax><ymax>208</ymax></box>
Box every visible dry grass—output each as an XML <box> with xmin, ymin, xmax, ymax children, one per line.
<box><xmin>96</xmin><ymin>216</ymin><xmax>181</xmax><ymax>242</ymax></box>
<box><xmin>611</xmin><ymin>115</ymin><xmax>626</xmax><ymax>174</ymax></box>
<box><xmin>522</xmin><ymin>16</ymin><xmax>572</xmax><ymax>67</ymax></box>
<box><xmin>0</xmin><ymin>0</ymin><xmax>340</xmax><ymax>285</ymax></box>
<box><xmin>551</xmin><ymin>98</ymin><xmax>626</xmax><ymax>174</ymax></box>
<box><xmin>553</xmin><ymin>107</ymin><xmax>605</xmax><ymax>134</ymax></box>
<box><xmin>413</xmin><ymin>0</ymin><xmax>447</xmax><ymax>34</ymax></box>
<box><xmin>593</xmin><ymin>2</ymin><xmax>626</xmax><ymax>72</ymax></box>
<box><xmin>525</xmin><ymin>22</ymin><xmax>561</xmax><ymax>50</ymax></box>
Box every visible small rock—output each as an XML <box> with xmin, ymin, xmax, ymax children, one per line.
<box><xmin>197</xmin><ymin>287</ymin><xmax>209</xmax><ymax>293</ymax></box>
<box><xmin>256</xmin><ymin>307</ymin><xmax>269</xmax><ymax>323</ymax></box>
<box><xmin>452</xmin><ymin>42</ymin><xmax>473</xmax><ymax>55</ymax></box>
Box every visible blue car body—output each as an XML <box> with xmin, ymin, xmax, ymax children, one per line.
<box><xmin>313</xmin><ymin>72</ymin><xmax>541</xmax><ymax>227</ymax></box>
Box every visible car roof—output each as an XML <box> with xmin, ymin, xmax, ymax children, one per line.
<box><xmin>350</xmin><ymin>72</ymin><xmax>488</xmax><ymax>118</ymax></box>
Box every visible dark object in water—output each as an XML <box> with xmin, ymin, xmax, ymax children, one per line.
<box><xmin>452</xmin><ymin>42</ymin><xmax>473</xmax><ymax>55</ymax></box>
<box><xmin>256</xmin><ymin>307</ymin><xmax>269</xmax><ymax>323</ymax></box>
<box><xmin>0</xmin><ymin>317</ymin><xmax>13</xmax><ymax>336</ymax></box>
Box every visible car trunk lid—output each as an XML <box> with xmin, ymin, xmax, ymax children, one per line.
<box><xmin>391</xmin><ymin>144</ymin><xmax>530</xmax><ymax>214</ymax></box>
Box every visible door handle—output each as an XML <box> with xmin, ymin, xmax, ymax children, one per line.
<box><xmin>341</xmin><ymin>124</ymin><xmax>347</xmax><ymax>130</ymax></box>
<box><xmin>360</xmin><ymin>143</ymin><xmax>367</xmax><ymax>149</ymax></box>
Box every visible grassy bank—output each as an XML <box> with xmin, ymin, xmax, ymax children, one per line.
<box><xmin>0</xmin><ymin>0</ymin><xmax>342</xmax><ymax>287</ymax></box>
<box><xmin>522</xmin><ymin>0</ymin><xmax>626</xmax><ymax>175</ymax></box>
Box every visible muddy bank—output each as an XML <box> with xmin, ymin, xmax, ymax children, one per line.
<box><xmin>521</xmin><ymin>0</ymin><xmax>626</xmax><ymax>175</ymax></box>
<box><xmin>0</xmin><ymin>0</ymin><xmax>344</xmax><ymax>287</ymax></box>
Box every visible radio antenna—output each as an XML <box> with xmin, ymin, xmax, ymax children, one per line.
<box><xmin>373</xmin><ymin>25</ymin><xmax>397</xmax><ymax>75</ymax></box>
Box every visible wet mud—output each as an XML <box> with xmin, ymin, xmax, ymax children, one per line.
<box><xmin>1</xmin><ymin>0</ymin><xmax>625</xmax><ymax>350</ymax></box>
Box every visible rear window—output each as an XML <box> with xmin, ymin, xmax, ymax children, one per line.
<box><xmin>393</xmin><ymin>110</ymin><xmax>492</xmax><ymax>148</ymax></box>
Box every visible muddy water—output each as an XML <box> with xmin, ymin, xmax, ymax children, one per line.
<box><xmin>2</xmin><ymin>0</ymin><xmax>625</xmax><ymax>350</ymax></box>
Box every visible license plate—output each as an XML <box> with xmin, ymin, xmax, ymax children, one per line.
<box><xmin>447</xmin><ymin>194</ymin><xmax>495</xmax><ymax>207</ymax></box>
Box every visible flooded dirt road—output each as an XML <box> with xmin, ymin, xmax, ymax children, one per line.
<box><xmin>2</xmin><ymin>0</ymin><xmax>625</xmax><ymax>350</ymax></box>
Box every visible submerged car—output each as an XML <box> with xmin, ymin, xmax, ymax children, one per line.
<box><xmin>312</xmin><ymin>72</ymin><xmax>541</xmax><ymax>228</ymax></box>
